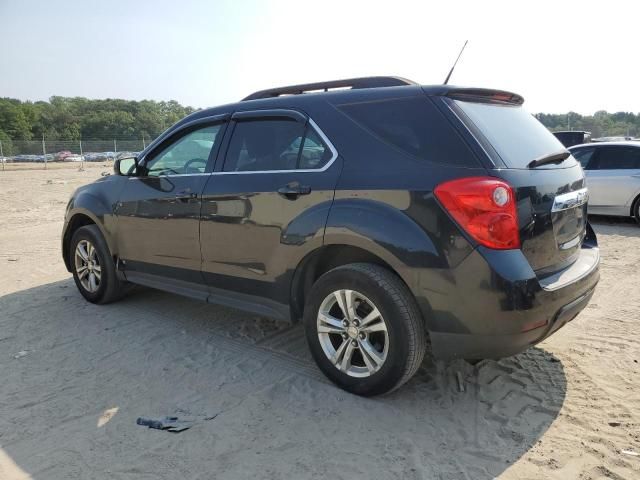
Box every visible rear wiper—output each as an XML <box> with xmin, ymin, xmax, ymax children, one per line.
<box><xmin>527</xmin><ymin>150</ymin><xmax>571</xmax><ymax>169</ymax></box>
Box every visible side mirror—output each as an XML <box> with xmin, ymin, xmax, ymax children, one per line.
<box><xmin>114</xmin><ymin>156</ymin><xmax>138</xmax><ymax>176</ymax></box>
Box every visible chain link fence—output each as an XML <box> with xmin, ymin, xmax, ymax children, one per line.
<box><xmin>0</xmin><ymin>137</ymin><xmax>159</xmax><ymax>170</ymax></box>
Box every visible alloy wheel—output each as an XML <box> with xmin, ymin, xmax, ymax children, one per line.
<box><xmin>74</xmin><ymin>239</ymin><xmax>101</xmax><ymax>293</ymax></box>
<box><xmin>316</xmin><ymin>289</ymin><xmax>389</xmax><ymax>378</ymax></box>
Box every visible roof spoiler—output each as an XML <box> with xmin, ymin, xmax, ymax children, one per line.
<box><xmin>242</xmin><ymin>76</ymin><xmax>417</xmax><ymax>101</ymax></box>
<box><xmin>446</xmin><ymin>88</ymin><xmax>524</xmax><ymax>106</ymax></box>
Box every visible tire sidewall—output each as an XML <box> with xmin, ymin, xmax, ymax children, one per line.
<box><xmin>304</xmin><ymin>267</ymin><xmax>413</xmax><ymax>396</ymax></box>
<box><xmin>70</xmin><ymin>226</ymin><xmax>111</xmax><ymax>303</ymax></box>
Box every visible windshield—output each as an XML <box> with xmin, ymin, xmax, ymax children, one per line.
<box><xmin>454</xmin><ymin>100</ymin><xmax>574</xmax><ymax>169</ymax></box>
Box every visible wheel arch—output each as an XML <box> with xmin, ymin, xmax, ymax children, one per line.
<box><xmin>62</xmin><ymin>210</ymin><xmax>113</xmax><ymax>272</ymax></box>
<box><xmin>290</xmin><ymin>243</ymin><xmax>413</xmax><ymax>323</ymax></box>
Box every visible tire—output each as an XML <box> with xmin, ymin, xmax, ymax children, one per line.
<box><xmin>70</xmin><ymin>225</ymin><xmax>127</xmax><ymax>304</ymax></box>
<box><xmin>303</xmin><ymin>263</ymin><xmax>427</xmax><ymax>396</ymax></box>
<box><xmin>633</xmin><ymin>196</ymin><xmax>640</xmax><ymax>225</ymax></box>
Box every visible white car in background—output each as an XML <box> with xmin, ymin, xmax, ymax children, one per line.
<box><xmin>570</xmin><ymin>141</ymin><xmax>640</xmax><ymax>223</ymax></box>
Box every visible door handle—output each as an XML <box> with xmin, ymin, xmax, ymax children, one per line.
<box><xmin>175</xmin><ymin>189</ymin><xmax>198</xmax><ymax>201</ymax></box>
<box><xmin>277</xmin><ymin>182</ymin><xmax>311</xmax><ymax>199</ymax></box>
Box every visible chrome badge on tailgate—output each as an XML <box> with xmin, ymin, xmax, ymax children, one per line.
<box><xmin>551</xmin><ymin>188</ymin><xmax>589</xmax><ymax>213</ymax></box>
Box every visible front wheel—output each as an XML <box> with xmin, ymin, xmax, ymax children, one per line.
<box><xmin>304</xmin><ymin>263</ymin><xmax>427</xmax><ymax>396</ymax></box>
<box><xmin>70</xmin><ymin>225</ymin><xmax>128</xmax><ymax>304</ymax></box>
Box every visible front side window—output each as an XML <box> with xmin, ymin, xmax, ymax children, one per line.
<box><xmin>223</xmin><ymin>118</ymin><xmax>331</xmax><ymax>172</ymax></box>
<box><xmin>144</xmin><ymin>124</ymin><xmax>222</xmax><ymax>177</ymax></box>
<box><xmin>592</xmin><ymin>146</ymin><xmax>640</xmax><ymax>170</ymax></box>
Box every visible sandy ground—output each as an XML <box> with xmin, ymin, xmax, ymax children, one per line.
<box><xmin>0</xmin><ymin>164</ymin><xmax>638</xmax><ymax>480</ymax></box>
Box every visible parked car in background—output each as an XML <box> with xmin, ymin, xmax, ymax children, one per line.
<box><xmin>554</xmin><ymin>130</ymin><xmax>591</xmax><ymax>147</ymax></box>
<box><xmin>62</xmin><ymin>77</ymin><xmax>600</xmax><ymax>395</ymax></box>
<box><xmin>55</xmin><ymin>150</ymin><xmax>74</xmax><ymax>161</ymax></box>
<box><xmin>570</xmin><ymin>141</ymin><xmax>640</xmax><ymax>223</ymax></box>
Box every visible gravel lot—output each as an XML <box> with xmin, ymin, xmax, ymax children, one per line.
<box><xmin>1</xmin><ymin>164</ymin><xmax>638</xmax><ymax>479</ymax></box>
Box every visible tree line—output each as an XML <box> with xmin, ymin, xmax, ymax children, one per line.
<box><xmin>535</xmin><ymin>111</ymin><xmax>640</xmax><ymax>138</ymax></box>
<box><xmin>0</xmin><ymin>96</ymin><xmax>197</xmax><ymax>155</ymax></box>
<box><xmin>1</xmin><ymin>96</ymin><xmax>639</xmax><ymax>155</ymax></box>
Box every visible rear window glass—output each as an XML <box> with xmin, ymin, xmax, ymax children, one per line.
<box><xmin>454</xmin><ymin>100</ymin><xmax>570</xmax><ymax>168</ymax></box>
<box><xmin>591</xmin><ymin>146</ymin><xmax>640</xmax><ymax>170</ymax></box>
<box><xmin>338</xmin><ymin>97</ymin><xmax>478</xmax><ymax>167</ymax></box>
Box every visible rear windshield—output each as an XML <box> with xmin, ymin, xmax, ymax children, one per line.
<box><xmin>454</xmin><ymin>100</ymin><xmax>571</xmax><ymax>168</ymax></box>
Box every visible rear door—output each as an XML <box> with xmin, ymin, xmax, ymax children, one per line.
<box><xmin>581</xmin><ymin>146</ymin><xmax>640</xmax><ymax>214</ymax></box>
<box><xmin>199</xmin><ymin>109</ymin><xmax>341</xmax><ymax>308</ymax></box>
<box><xmin>447</xmin><ymin>95</ymin><xmax>588</xmax><ymax>275</ymax></box>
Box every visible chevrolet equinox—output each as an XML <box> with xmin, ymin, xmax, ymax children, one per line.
<box><xmin>62</xmin><ymin>77</ymin><xmax>600</xmax><ymax>395</ymax></box>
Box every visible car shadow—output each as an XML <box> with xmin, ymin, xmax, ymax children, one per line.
<box><xmin>0</xmin><ymin>279</ymin><xmax>566</xmax><ymax>479</ymax></box>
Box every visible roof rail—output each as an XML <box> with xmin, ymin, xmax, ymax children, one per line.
<box><xmin>242</xmin><ymin>76</ymin><xmax>417</xmax><ymax>101</ymax></box>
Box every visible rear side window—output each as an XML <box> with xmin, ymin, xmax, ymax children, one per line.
<box><xmin>572</xmin><ymin>147</ymin><xmax>595</xmax><ymax>169</ymax></box>
<box><xmin>454</xmin><ymin>100</ymin><xmax>570</xmax><ymax>168</ymax></box>
<box><xmin>338</xmin><ymin>96</ymin><xmax>477</xmax><ymax>167</ymax></box>
<box><xmin>223</xmin><ymin>119</ymin><xmax>332</xmax><ymax>172</ymax></box>
<box><xmin>591</xmin><ymin>146</ymin><xmax>640</xmax><ymax>170</ymax></box>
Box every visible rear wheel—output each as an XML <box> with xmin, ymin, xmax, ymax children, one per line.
<box><xmin>71</xmin><ymin>225</ymin><xmax>128</xmax><ymax>304</ymax></box>
<box><xmin>304</xmin><ymin>263</ymin><xmax>427</xmax><ymax>396</ymax></box>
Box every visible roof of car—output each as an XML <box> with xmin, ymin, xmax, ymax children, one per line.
<box><xmin>179</xmin><ymin>81</ymin><xmax>523</xmax><ymax>128</ymax></box>
<box><xmin>570</xmin><ymin>141</ymin><xmax>640</xmax><ymax>149</ymax></box>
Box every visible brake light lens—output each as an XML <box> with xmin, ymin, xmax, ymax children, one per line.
<box><xmin>434</xmin><ymin>176</ymin><xmax>520</xmax><ymax>250</ymax></box>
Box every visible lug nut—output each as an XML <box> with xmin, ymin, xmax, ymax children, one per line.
<box><xmin>353</xmin><ymin>319</ymin><xmax>360</xmax><ymax>327</ymax></box>
<box><xmin>351</xmin><ymin>340</ymin><xmax>357</xmax><ymax>347</ymax></box>
<box><xmin>341</xmin><ymin>332</ymin><xmax>348</xmax><ymax>339</ymax></box>
<box><xmin>359</xmin><ymin>332</ymin><xmax>365</xmax><ymax>340</ymax></box>
<box><xmin>342</xmin><ymin>320</ymin><xmax>349</xmax><ymax>327</ymax></box>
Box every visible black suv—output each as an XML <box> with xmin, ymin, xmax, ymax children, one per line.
<box><xmin>62</xmin><ymin>77</ymin><xmax>600</xmax><ymax>395</ymax></box>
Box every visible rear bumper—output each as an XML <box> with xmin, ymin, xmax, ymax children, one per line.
<box><xmin>415</xmin><ymin>240</ymin><xmax>600</xmax><ymax>360</ymax></box>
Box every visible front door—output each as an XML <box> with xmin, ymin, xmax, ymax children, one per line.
<box><xmin>199</xmin><ymin>110</ymin><xmax>341</xmax><ymax>311</ymax></box>
<box><xmin>116</xmin><ymin>119</ymin><xmax>227</xmax><ymax>283</ymax></box>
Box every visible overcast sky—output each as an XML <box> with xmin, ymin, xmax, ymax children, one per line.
<box><xmin>1</xmin><ymin>0</ymin><xmax>638</xmax><ymax>114</ymax></box>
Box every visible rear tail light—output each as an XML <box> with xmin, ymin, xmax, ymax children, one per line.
<box><xmin>434</xmin><ymin>176</ymin><xmax>520</xmax><ymax>250</ymax></box>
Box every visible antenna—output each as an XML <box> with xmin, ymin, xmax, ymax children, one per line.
<box><xmin>443</xmin><ymin>40</ymin><xmax>468</xmax><ymax>85</ymax></box>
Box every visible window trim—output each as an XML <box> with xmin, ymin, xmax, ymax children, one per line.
<box><xmin>216</xmin><ymin>116</ymin><xmax>338</xmax><ymax>175</ymax></box>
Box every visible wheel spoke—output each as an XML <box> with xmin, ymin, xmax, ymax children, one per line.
<box><xmin>334</xmin><ymin>290</ymin><xmax>356</xmax><ymax>321</ymax></box>
<box><xmin>361</xmin><ymin>319</ymin><xmax>387</xmax><ymax>334</ymax></box>
<box><xmin>331</xmin><ymin>339</ymin><xmax>350</xmax><ymax>366</ymax></box>
<box><xmin>76</xmin><ymin>243</ymin><xmax>89</xmax><ymax>261</ymax></box>
<box><xmin>317</xmin><ymin>312</ymin><xmax>345</xmax><ymax>334</ymax></box>
<box><xmin>78</xmin><ymin>267</ymin><xmax>89</xmax><ymax>279</ymax></box>
<box><xmin>359</xmin><ymin>338</ymin><xmax>384</xmax><ymax>372</ymax></box>
<box><xmin>88</xmin><ymin>243</ymin><xmax>96</xmax><ymax>261</ymax></box>
<box><xmin>89</xmin><ymin>273</ymin><xmax>97</xmax><ymax>291</ymax></box>
<box><xmin>340</xmin><ymin>341</ymin><xmax>355</xmax><ymax>371</ymax></box>
<box><xmin>93</xmin><ymin>269</ymin><xmax>102</xmax><ymax>281</ymax></box>
<box><xmin>360</xmin><ymin>306</ymin><xmax>381</xmax><ymax>327</ymax></box>
<box><xmin>334</xmin><ymin>291</ymin><xmax>348</xmax><ymax>321</ymax></box>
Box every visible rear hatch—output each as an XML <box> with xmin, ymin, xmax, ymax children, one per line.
<box><xmin>446</xmin><ymin>90</ymin><xmax>588</xmax><ymax>275</ymax></box>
